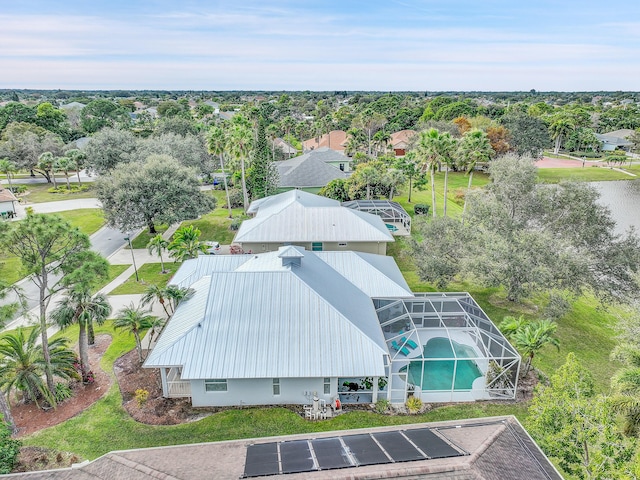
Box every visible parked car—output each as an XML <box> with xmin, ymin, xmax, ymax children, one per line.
<box><xmin>205</xmin><ymin>241</ymin><xmax>220</xmax><ymax>254</ymax></box>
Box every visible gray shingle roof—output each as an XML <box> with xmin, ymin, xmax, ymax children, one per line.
<box><xmin>277</xmin><ymin>148</ymin><xmax>350</xmax><ymax>187</ymax></box>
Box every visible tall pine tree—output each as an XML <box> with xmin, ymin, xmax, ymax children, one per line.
<box><xmin>247</xmin><ymin>120</ymin><xmax>278</xmax><ymax>199</ymax></box>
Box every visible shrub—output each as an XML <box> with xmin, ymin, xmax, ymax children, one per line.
<box><xmin>374</xmin><ymin>399</ymin><xmax>390</xmax><ymax>414</ymax></box>
<box><xmin>227</xmin><ymin>189</ymin><xmax>244</xmax><ymax>208</ymax></box>
<box><xmin>54</xmin><ymin>383</ymin><xmax>73</xmax><ymax>403</ymax></box>
<box><xmin>0</xmin><ymin>420</ymin><xmax>21</xmax><ymax>474</ymax></box>
<box><xmin>229</xmin><ymin>215</ymin><xmax>246</xmax><ymax>231</ymax></box>
<box><xmin>453</xmin><ymin>188</ymin><xmax>466</xmax><ymax>205</ymax></box>
<box><xmin>414</xmin><ymin>204</ymin><xmax>430</xmax><ymax>215</ymax></box>
<box><xmin>8</xmin><ymin>185</ymin><xmax>27</xmax><ymax>195</ymax></box>
<box><xmin>47</xmin><ymin>185</ymin><xmax>89</xmax><ymax>194</ymax></box>
<box><xmin>405</xmin><ymin>395</ymin><xmax>423</xmax><ymax>414</ymax></box>
<box><xmin>135</xmin><ymin>388</ymin><xmax>149</xmax><ymax>408</ymax></box>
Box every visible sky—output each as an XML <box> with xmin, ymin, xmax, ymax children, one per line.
<box><xmin>1</xmin><ymin>0</ymin><xmax>639</xmax><ymax>91</ymax></box>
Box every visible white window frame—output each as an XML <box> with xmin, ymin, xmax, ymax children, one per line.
<box><xmin>273</xmin><ymin>378</ymin><xmax>280</xmax><ymax>396</ymax></box>
<box><xmin>323</xmin><ymin>377</ymin><xmax>331</xmax><ymax>395</ymax></box>
<box><xmin>205</xmin><ymin>379</ymin><xmax>227</xmax><ymax>392</ymax></box>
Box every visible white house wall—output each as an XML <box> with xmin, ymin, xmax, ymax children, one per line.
<box><xmin>190</xmin><ymin>377</ymin><xmax>337</xmax><ymax>407</ymax></box>
<box><xmin>240</xmin><ymin>242</ymin><xmax>386</xmax><ymax>255</ymax></box>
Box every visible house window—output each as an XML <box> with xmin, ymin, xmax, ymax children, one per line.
<box><xmin>323</xmin><ymin>377</ymin><xmax>331</xmax><ymax>395</ymax></box>
<box><xmin>273</xmin><ymin>378</ymin><xmax>280</xmax><ymax>395</ymax></box>
<box><xmin>205</xmin><ymin>379</ymin><xmax>227</xmax><ymax>392</ymax></box>
<box><xmin>339</xmin><ymin>163</ymin><xmax>345</xmax><ymax>171</ymax></box>
<box><xmin>338</xmin><ymin>242</ymin><xmax>347</xmax><ymax>248</ymax></box>
<box><xmin>311</xmin><ymin>242</ymin><xmax>323</xmax><ymax>251</ymax></box>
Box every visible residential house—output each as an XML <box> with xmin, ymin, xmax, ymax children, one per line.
<box><xmin>303</xmin><ymin>130</ymin><xmax>347</xmax><ymax>152</ymax></box>
<box><xmin>144</xmin><ymin>247</ymin><xmax>519</xmax><ymax>408</ymax></box>
<box><xmin>0</xmin><ymin>188</ymin><xmax>18</xmax><ymax>218</ymax></box>
<box><xmin>277</xmin><ymin>148</ymin><xmax>350</xmax><ymax>189</ymax></box>
<box><xmin>596</xmin><ymin>129</ymin><xmax>635</xmax><ymax>152</ymax></box>
<box><xmin>273</xmin><ymin>137</ymin><xmax>297</xmax><ymax>157</ymax></box>
<box><xmin>234</xmin><ymin>190</ymin><xmax>394</xmax><ymax>254</ymax></box>
<box><xmin>390</xmin><ymin>130</ymin><xmax>417</xmax><ymax>156</ymax></box>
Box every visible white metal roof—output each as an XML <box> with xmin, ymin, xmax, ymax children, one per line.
<box><xmin>169</xmin><ymin>255</ymin><xmax>252</xmax><ymax>287</ymax></box>
<box><xmin>236</xmin><ymin>191</ymin><xmax>393</xmax><ymax>244</ymax></box>
<box><xmin>144</xmin><ymin>247</ymin><xmax>406</xmax><ymax>378</ymax></box>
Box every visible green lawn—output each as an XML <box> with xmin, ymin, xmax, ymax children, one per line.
<box><xmin>15</xmin><ymin>183</ymin><xmax>97</xmax><ymax>204</ymax></box>
<box><xmin>108</xmin><ymin>263</ymin><xmax>180</xmax><ymax>295</ymax></box>
<box><xmin>24</xmin><ymin>322</ymin><xmax>527</xmax><ymax>460</ymax></box>
<box><xmin>92</xmin><ymin>264</ymin><xmax>130</xmax><ymax>293</ymax></box>
<box><xmin>130</xmin><ymin>224</ymin><xmax>169</xmax><ymax>249</ymax></box>
<box><xmin>537</xmin><ymin>166</ymin><xmax>637</xmax><ymax>183</ymax></box>
<box><xmin>55</xmin><ymin>209</ymin><xmax>105</xmax><ymax>236</ymax></box>
<box><xmin>178</xmin><ymin>191</ymin><xmax>244</xmax><ymax>245</ymax></box>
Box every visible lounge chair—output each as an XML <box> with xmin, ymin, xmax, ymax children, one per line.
<box><xmin>401</xmin><ymin>337</ymin><xmax>419</xmax><ymax>350</ymax></box>
<box><xmin>391</xmin><ymin>340</ymin><xmax>410</xmax><ymax>356</ymax></box>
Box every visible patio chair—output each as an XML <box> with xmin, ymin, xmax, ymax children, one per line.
<box><xmin>401</xmin><ymin>337</ymin><xmax>419</xmax><ymax>350</ymax></box>
<box><xmin>391</xmin><ymin>340</ymin><xmax>410</xmax><ymax>356</ymax></box>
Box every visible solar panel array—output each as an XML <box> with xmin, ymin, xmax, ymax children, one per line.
<box><xmin>243</xmin><ymin>427</ymin><xmax>466</xmax><ymax>478</ymax></box>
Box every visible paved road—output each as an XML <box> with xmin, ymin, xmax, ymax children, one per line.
<box><xmin>1</xmin><ymin>170</ymin><xmax>94</xmax><ymax>185</ymax></box>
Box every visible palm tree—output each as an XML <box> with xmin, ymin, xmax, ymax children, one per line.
<box><xmin>112</xmin><ymin>304</ymin><xmax>156</xmax><ymax>362</ymax></box>
<box><xmin>165</xmin><ymin>285</ymin><xmax>195</xmax><ymax>314</ymax></box>
<box><xmin>37</xmin><ymin>152</ymin><xmax>57</xmax><ymax>187</ymax></box>
<box><xmin>417</xmin><ymin>128</ymin><xmax>447</xmax><ymax>217</ymax></box>
<box><xmin>549</xmin><ymin>117</ymin><xmax>575</xmax><ymax>154</ymax></box>
<box><xmin>0</xmin><ymin>158</ymin><xmax>17</xmax><ymax>190</ymax></box>
<box><xmin>227</xmin><ymin>117</ymin><xmax>254</xmax><ymax>211</ymax></box>
<box><xmin>0</xmin><ymin>326</ymin><xmax>77</xmax><ymax>409</ymax></box>
<box><xmin>65</xmin><ymin>149</ymin><xmax>87</xmax><ymax>185</ymax></box>
<box><xmin>54</xmin><ymin>156</ymin><xmax>73</xmax><ymax>190</ymax></box>
<box><xmin>512</xmin><ymin>320</ymin><xmax>560</xmax><ymax>375</ymax></box>
<box><xmin>498</xmin><ymin>315</ymin><xmax>528</xmax><ymax>339</ymax></box>
<box><xmin>438</xmin><ymin>132</ymin><xmax>457</xmax><ymax>217</ymax></box>
<box><xmin>50</xmin><ymin>289</ymin><xmax>111</xmax><ymax>381</ymax></box>
<box><xmin>457</xmin><ymin>129</ymin><xmax>494</xmax><ymax>221</ymax></box>
<box><xmin>141</xmin><ymin>284</ymin><xmax>171</xmax><ymax>318</ymax></box>
<box><xmin>382</xmin><ymin>168</ymin><xmax>406</xmax><ymax>200</ymax></box>
<box><xmin>168</xmin><ymin>225</ymin><xmax>208</xmax><ymax>262</ymax></box>
<box><xmin>610</xmin><ymin>344</ymin><xmax>640</xmax><ymax>436</ymax></box>
<box><xmin>372</xmin><ymin>130</ymin><xmax>391</xmax><ymax>157</ymax></box>
<box><xmin>208</xmin><ymin>125</ymin><xmax>233</xmax><ymax>218</ymax></box>
<box><xmin>147</xmin><ymin>234</ymin><xmax>169</xmax><ymax>274</ymax></box>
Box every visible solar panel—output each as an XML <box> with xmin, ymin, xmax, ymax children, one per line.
<box><xmin>342</xmin><ymin>434</ymin><xmax>390</xmax><ymax>466</ymax></box>
<box><xmin>404</xmin><ymin>428</ymin><xmax>463</xmax><ymax>459</ymax></box>
<box><xmin>280</xmin><ymin>440</ymin><xmax>315</xmax><ymax>474</ymax></box>
<box><xmin>373</xmin><ymin>431</ymin><xmax>425</xmax><ymax>462</ymax></box>
<box><xmin>244</xmin><ymin>443</ymin><xmax>279</xmax><ymax>477</ymax></box>
<box><xmin>312</xmin><ymin>437</ymin><xmax>352</xmax><ymax>470</ymax></box>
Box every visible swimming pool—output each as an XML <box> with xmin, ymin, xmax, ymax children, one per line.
<box><xmin>400</xmin><ymin>337</ymin><xmax>483</xmax><ymax>391</ymax></box>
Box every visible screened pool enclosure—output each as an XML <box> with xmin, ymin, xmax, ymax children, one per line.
<box><xmin>373</xmin><ymin>293</ymin><xmax>520</xmax><ymax>403</ymax></box>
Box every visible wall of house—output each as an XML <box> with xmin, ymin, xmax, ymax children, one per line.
<box><xmin>238</xmin><ymin>241</ymin><xmax>387</xmax><ymax>255</ymax></box>
<box><xmin>190</xmin><ymin>377</ymin><xmax>338</xmax><ymax>407</ymax></box>
<box><xmin>0</xmin><ymin>201</ymin><xmax>16</xmax><ymax>213</ymax></box>
<box><xmin>325</xmin><ymin>160</ymin><xmax>351</xmax><ymax>172</ymax></box>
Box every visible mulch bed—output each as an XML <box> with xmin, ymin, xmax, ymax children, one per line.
<box><xmin>12</xmin><ymin>334</ymin><xmax>113</xmax><ymax>438</ymax></box>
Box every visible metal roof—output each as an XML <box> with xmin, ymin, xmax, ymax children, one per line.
<box><xmin>170</xmin><ymin>255</ymin><xmax>251</xmax><ymax>287</ymax></box>
<box><xmin>236</xmin><ymin>191</ymin><xmax>393</xmax><ymax>244</ymax></box>
<box><xmin>144</xmin><ymin>247</ymin><xmax>409</xmax><ymax>378</ymax></box>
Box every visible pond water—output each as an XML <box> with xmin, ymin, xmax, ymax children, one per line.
<box><xmin>591</xmin><ymin>180</ymin><xmax>640</xmax><ymax>235</ymax></box>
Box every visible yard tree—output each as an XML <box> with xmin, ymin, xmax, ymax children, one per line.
<box><xmin>226</xmin><ymin>115</ymin><xmax>253</xmax><ymax>211</ymax></box>
<box><xmin>80</xmin><ymin>99</ymin><xmax>130</xmax><ymax>134</ymax></box>
<box><xmin>0</xmin><ymin>122</ymin><xmax>64</xmax><ymax>179</ymax></box>
<box><xmin>207</xmin><ymin>125</ymin><xmax>233</xmax><ymax>218</ymax></box>
<box><xmin>84</xmin><ymin>127</ymin><xmax>140</xmax><ymax>174</ymax></box>
<box><xmin>246</xmin><ymin>121</ymin><xmax>278</xmax><ymax>200</ymax></box>
<box><xmin>417</xmin><ymin>128</ymin><xmax>456</xmax><ymax>217</ymax></box>
<box><xmin>512</xmin><ymin>319</ymin><xmax>560</xmax><ymax>375</ymax></box>
<box><xmin>139</xmin><ymin>132</ymin><xmax>212</xmax><ymax>175</ymax></box>
<box><xmin>141</xmin><ymin>285</ymin><xmax>171</xmax><ymax>318</ymax></box>
<box><xmin>96</xmin><ymin>154</ymin><xmax>216</xmax><ymax>234</ymax></box>
<box><xmin>113</xmin><ymin>304</ymin><xmax>156</xmax><ymax>363</ymax></box>
<box><xmin>456</xmin><ymin>129</ymin><xmax>494</xmax><ymax>220</ymax></box>
<box><xmin>500</xmin><ymin>112</ymin><xmax>549</xmax><ymax>157</ymax></box>
<box><xmin>611</xmin><ymin>343</ymin><xmax>640</xmax><ymax>437</ymax></box>
<box><xmin>395</xmin><ymin>151</ymin><xmax>425</xmax><ymax>203</ymax></box>
<box><xmin>549</xmin><ymin>114</ymin><xmax>575</xmax><ymax>154</ymax></box>
<box><xmin>168</xmin><ymin>225</ymin><xmax>208</xmax><ymax>262</ymax></box>
<box><xmin>147</xmin><ymin>234</ymin><xmax>169</xmax><ymax>274</ymax></box>
<box><xmin>0</xmin><ymin>158</ymin><xmax>17</xmax><ymax>189</ymax></box>
<box><xmin>381</xmin><ymin>168</ymin><xmax>406</xmax><ymax>200</ymax></box>
<box><xmin>64</xmin><ymin>148</ymin><xmax>87</xmax><ymax>184</ymax></box>
<box><xmin>53</xmin><ymin>155</ymin><xmax>74</xmax><ymax>189</ymax></box>
<box><xmin>350</xmin><ymin>163</ymin><xmax>381</xmax><ymax>200</ymax></box>
<box><xmin>352</xmin><ymin>110</ymin><xmax>387</xmax><ymax>155</ymax></box>
<box><xmin>411</xmin><ymin>154</ymin><xmax>640</xmax><ymax>304</ymax></box>
<box><xmin>50</xmin><ymin>289</ymin><xmax>112</xmax><ymax>382</ymax></box>
<box><xmin>527</xmin><ymin>353</ymin><xmax>638</xmax><ymax>478</ymax></box>
<box><xmin>0</xmin><ymin>214</ymin><xmax>108</xmax><ymax>396</ymax></box>
<box><xmin>319</xmin><ymin>178</ymin><xmax>350</xmax><ymax>202</ymax></box>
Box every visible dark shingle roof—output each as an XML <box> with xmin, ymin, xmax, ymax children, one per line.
<box><xmin>277</xmin><ymin>148</ymin><xmax>349</xmax><ymax>187</ymax></box>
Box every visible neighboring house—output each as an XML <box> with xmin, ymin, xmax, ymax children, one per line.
<box><xmin>144</xmin><ymin>247</ymin><xmax>519</xmax><ymax>408</ymax></box>
<box><xmin>59</xmin><ymin>101</ymin><xmax>86</xmax><ymax>110</ymax></box>
<box><xmin>303</xmin><ymin>130</ymin><xmax>347</xmax><ymax>152</ymax></box>
<box><xmin>234</xmin><ymin>190</ymin><xmax>394</xmax><ymax>254</ymax></box>
<box><xmin>11</xmin><ymin>417</ymin><xmax>562</xmax><ymax>480</ymax></box>
<box><xmin>273</xmin><ymin>137</ymin><xmax>297</xmax><ymax>157</ymax></box>
<box><xmin>390</xmin><ymin>129</ymin><xmax>417</xmax><ymax>156</ymax></box>
<box><xmin>145</xmin><ymin>107</ymin><xmax>158</xmax><ymax>118</ymax></box>
<box><xmin>277</xmin><ymin>148</ymin><xmax>350</xmax><ymax>189</ymax></box>
<box><xmin>73</xmin><ymin>137</ymin><xmax>90</xmax><ymax>149</ymax></box>
<box><xmin>0</xmin><ymin>188</ymin><xmax>18</xmax><ymax>218</ymax></box>
<box><xmin>596</xmin><ymin>129</ymin><xmax>635</xmax><ymax>151</ymax></box>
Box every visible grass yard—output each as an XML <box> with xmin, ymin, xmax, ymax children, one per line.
<box><xmin>15</xmin><ymin>183</ymin><xmax>97</xmax><ymax>204</ymax></box>
<box><xmin>24</xmin><ymin>322</ymin><xmax>527</xmax><ymax>460</ymax></box>
<box><xmin>92</xmin><ymin>264</ymin><xmax>130</xmax><ymax>293</ymax></box>
<box><xmin>55</xmin><ymin>209</ymin><xmax>105</xmax><ymax>236</ymax></box>
<box><xmin>178</xmin><ymin>191</ymin><xmax>244</xmax><ymax>245</ymax></box>
<box><xmin>108</xmin><ymin>263</ymin><xmax>180</xmax><ymax>295</ymax></box>
<box><xmin>129</xmin><ymin>224</ymin><xmax>169</xmax><ymax>249</ymax></box>
<box><xmin>537</xmin><ymin>166</ymin><xmax>638</xmax><ymax>183</ymax></box>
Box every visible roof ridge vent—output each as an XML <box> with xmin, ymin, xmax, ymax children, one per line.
<box><xmin>278</xmin><ymin>245</ymin><xmax>305</xmax><ymax>267</ymax></box>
